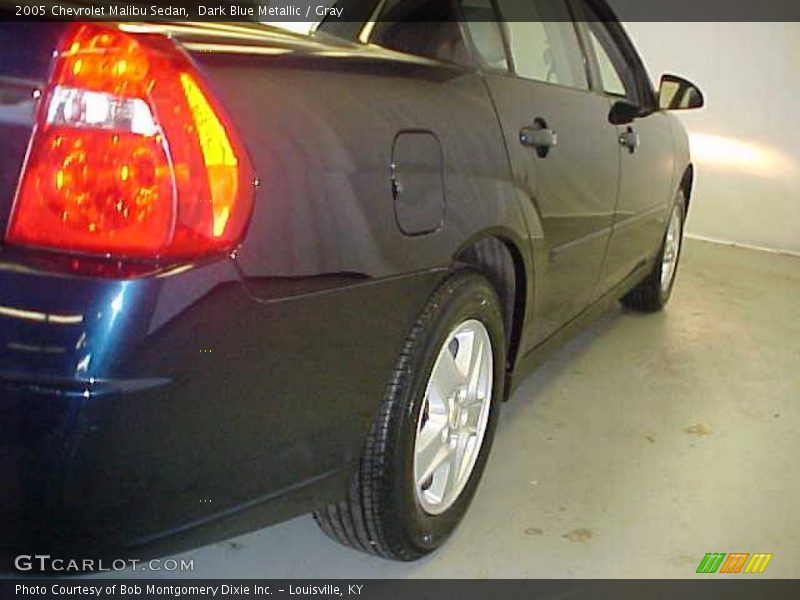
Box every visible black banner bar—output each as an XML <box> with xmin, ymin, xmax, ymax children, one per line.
<box><xmin>3</xmin><ymin>0</ymin><xmax>800</xmax><ymax>22</ymax></box>
<box><xmin>3</xmin><ymin>580</ymin><xmax>800</xmax><ymax>600</ymax></box>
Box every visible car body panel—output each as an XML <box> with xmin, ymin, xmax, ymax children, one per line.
<box><xmin>597</xmin><ymin>110</ymin><xmax>677</xmax><ymax>294</ymax></box>
<box><xmin>482</xmin><ymin>74</ymin><xmax>621</xmax><ymax>345</ymax></box>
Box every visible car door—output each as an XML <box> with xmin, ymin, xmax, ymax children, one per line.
<box><xmin>471</xmin><ymin>0</ymin><xmax>621</xmax><ymax>343</ymax></box>
<box><xmin>572</xmin><ymin>4</ymin><xmax>677</xmax><ymax>297</ymax></box>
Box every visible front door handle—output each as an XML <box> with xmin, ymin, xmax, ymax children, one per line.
<box><xmin>619</xmin><ymin>126</ymin><xmax>640</xmax><ymax>153</ymax></box>
<box><xmin>520</xmin><ymin>117</ymin><xmax>557</xmax><ymax>158</ymax></box>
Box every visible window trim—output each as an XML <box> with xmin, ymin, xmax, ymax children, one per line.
<box><xmin>456</xmin><ymin>0</ymin><xmax>512</xmax><ymax>74</ymax></box>
<box><xmin>568</xmin><ymin>0</ymin><xmax>658</xmax><ymax>108</ymax></box>
<box><xmin>574</xmin><ymin>19</ymin><xmax>632</xmax><ymax>100</ymax></box>
<box><xmin>489</xmin><ymin>0</ymin><xmax>516</xmax><ymax>74</ymax></box>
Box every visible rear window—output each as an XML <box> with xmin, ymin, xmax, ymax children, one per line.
<box><xmin>368</xmin><ymin>0</ymin><xmax>471</xmax><ymax>65</ymax></box>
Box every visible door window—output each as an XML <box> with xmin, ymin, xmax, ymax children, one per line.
<box><xmin>585</xmin><ymin>28</ymin><xmax>628</xmax><ymax>97</ymax></box>
<box><xmin>583</xmin><ymin>22</ymin><xmax>639</xmax><ymax>102</ymax></box>
<box><xmin>461</xmin><ymin>0</ymin><xmax>509</xmax><ymax>72</ymax></box>
<box><xmin>495</xmin><ymin>0</ymin><xmax>588</xmax><ymax>90</ymax></box>
<box><xmin>572</xmin><ymin>0</ymin><xmax>652</xmax><ymax>105</ymax></box>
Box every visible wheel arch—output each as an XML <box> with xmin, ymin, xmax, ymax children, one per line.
<box><xmin>453</xmin><ymin>233</ymin><xmax>528</xmax><ymax>396</ymax></box>
<box><xmin>680</xmin><ymin>164</ymin><xmax>694</xmax><ymax>210</ymax></box>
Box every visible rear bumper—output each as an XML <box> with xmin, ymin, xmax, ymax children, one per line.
<box><xmin>0</xmin><ymin>255</ymin><xmax>257</xmax><ymax>558</ymax></box>
<box><xmin>0</xmin><ymin>375</ymin><xmax>346</xmax><ymax>563</ymax></box>
<box><xmin>0</xmin><ymin>253</ymin><xmax>441</xmax><ymax>566</ymax></box>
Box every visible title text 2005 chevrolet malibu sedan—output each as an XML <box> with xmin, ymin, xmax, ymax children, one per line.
<box><xmin>0</xmin><ymin>0</ymin><xmax>703</xmax><ymax>563</ymax></box>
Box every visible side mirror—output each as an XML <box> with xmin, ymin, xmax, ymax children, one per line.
<box><xmin>608</xmin><ymin>100</ymin><xmax>643</xmax><ymax>125</ymax></box>
<box><xmin>658</xmin><ymin>74</ymin><xmax>704</xmax><ymax>110</ymax></box>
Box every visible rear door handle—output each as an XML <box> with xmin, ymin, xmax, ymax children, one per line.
<box><xmin>618</xmin><ymin>126</ymin><xmax>639</xmax><ymax>153</ymax></box>
<box><xmin>520</xmin><ymin>117</ymin><xmax>557</xmax><ymax>158</ymax></box>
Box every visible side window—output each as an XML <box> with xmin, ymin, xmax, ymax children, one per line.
<box><xmin>495</xmin><ymin>0</ymin><xmax>588</xmax><ymax>90</ymax></box>
<box><xmin>572</xmin><ymin>0</ymin><xmax>653</xmax><ymax>105</ymax></box>
<box><xmin>369</xmin><ymin>0</ymin><xmax>470</xmax><ymax>66</ymax></box>
<box><xmin>461</xmin><ymin>0</ymin><xmax>509</xmax><ymax>71</ymax></box>
<box><xmin>583</xmin><ymin>21</ymin><xmax>639</xmax><ymax>103</ymax></box>
<box><xmin>585</xmin><ymin>28</ymin><xmax>627</xmax><ymax>97</ymax></box>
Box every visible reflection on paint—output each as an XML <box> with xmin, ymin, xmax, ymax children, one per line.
<box><xmin>76</xmin><ymin>353</ymin><xmax>92</xmax><ymax>374</ymax></box>
<box><xmin>105</xmin><ymin>283</ymin><xmax>131</xmax><ymax>333</ymax></box>
<box><xmin>690</xmin><ymin>133</ymin><xmax>795</xmax><ymax>178</ymax></box>
<box><xmin>0</xmin><ymin>304</ymin><xmax>83</xmax><ymax>325</ymax></box>
<box><xmin>181</xmin><ymin>43</ymin><xmax>293</xmax><ymax>56</ymax></box>
<box><xmin>110</xmin><ymin>291</ymin><xmax>125</xmax><ymax>319</ymax></box>
<box><xmin>271</xmin><ymin>22</ymin><xmax>316</xmax><ymax>34</ymax></box>
<box><xmin>6</xmin><ymin>342</ymin><xmax>66</xmax><ymax>354</ymax></box>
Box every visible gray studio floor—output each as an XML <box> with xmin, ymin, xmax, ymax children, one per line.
<box><xmin>114</xmin><ymin>239</ymin><xmax>800</xmax><ymax>578</ymax></box>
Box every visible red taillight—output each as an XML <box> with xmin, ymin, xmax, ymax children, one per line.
<box><xmin>6</xmin><ymin>24</ymin><xmax>254</xmax><ymax>260</ymax></box>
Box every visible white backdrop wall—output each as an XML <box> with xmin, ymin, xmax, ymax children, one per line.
<box><xmin>621</xmin><ymin>22</ymin><xmax>800</xmax><ymax>254</ymax></box>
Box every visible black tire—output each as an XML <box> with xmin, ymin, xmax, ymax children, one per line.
<box><xmin>314</xmin><ymin>270</ymin><xmax>506</xmax><ymax>561</ymax></box>
<box><xmin>621</xmin><ymin>190</ymin><xmax>687</xmax><ymax>312</ymax></box>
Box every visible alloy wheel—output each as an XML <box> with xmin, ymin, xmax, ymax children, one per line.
<box><xmin>661</xmin><ymin>205</ymin><xmax>683</xmax><ymax>292</ymax></box>
<box><xmin>413</xmin><ymin>319</ymin><xmax>493</xmax><ymax>515</ymax></box>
